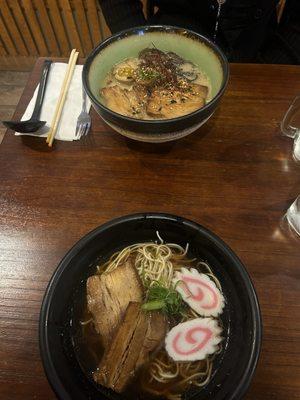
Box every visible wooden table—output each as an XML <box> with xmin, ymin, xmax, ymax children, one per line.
<box><xmin>0</xmin><ymin>59</ymin><xmax>300</xmax><ymax>400</ymax></box>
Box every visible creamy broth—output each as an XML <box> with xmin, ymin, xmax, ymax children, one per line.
<box><xmin>100</xmin><ymin>48</ymin><xmax>212</xmax><ymax>120</ymax></box>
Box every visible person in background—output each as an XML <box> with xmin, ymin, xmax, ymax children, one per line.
<box><xmin>98</xmin><ymin>0</ymin><xmax>300</xmax><ymax>64</ymax></box>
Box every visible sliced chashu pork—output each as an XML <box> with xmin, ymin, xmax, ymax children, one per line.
<box><xmin>100</xmin><ymin>85</ymin><xmax>147</xmax><ymax>118</ymax></box>
<box><xmin>94</xmin><ymin>302</ymin><xmax>166</xmax><ymax>392</ymax></box>
<box><xmin>147</xmin><ymin>83</ymin><xmax>208</xmax><ymax>119</ymax></box>
<box><xmin>86</xmin><ymin>261</ymin><xmax>143</xmax><ymax>347</ymax></box>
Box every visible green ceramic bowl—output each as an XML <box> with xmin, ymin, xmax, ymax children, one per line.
<box><xmin>83</xmin><ymin>26</ymin><xmax>229</xmax><ymax>143</ymax></box>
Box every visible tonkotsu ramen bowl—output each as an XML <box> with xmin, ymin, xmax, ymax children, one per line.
<box><xmin>39</xmin><ymin>213</ymin><xmax>262</xmax><ymax>400</ymax></box>
<box><xmin>83</xmin><ymin>26</ymin><xmax>229</xmax><ymax>143</ymax></box>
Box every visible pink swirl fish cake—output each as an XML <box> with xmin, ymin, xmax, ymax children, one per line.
<box><xmin>173</xmin><ymin>267</ymin><xmax>225</xmax><ymax>317</ymax></box>
<box><xmin>165</xmin><ymin>318</ymin><xmax>222</xmax><ymax>362</ymax></box>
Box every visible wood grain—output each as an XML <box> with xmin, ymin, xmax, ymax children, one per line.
<box><xmin>72</xmin><ymin>0</ymin><xmax>93</xmax><ymax>51</ymax></box>
<box><xmin>98</xmin><ymin>4</ymin><xmax>111</xmax><ymax>39</ymax></box>
<box><xmin>0</xmin><ymin>85</ymin><xmax>25</xmax><ymax>105</ymax></box>
<box><xmin>0</xmin><ymin>70</ymin><xmax>29</xmax><ymax>85</ymax></box>
<box><xmin>0</xmin><ymin>59</ymin><xmax>300</xmax><ymax>400</ymax></box>
<box><xmin>0</xmin><ymin>69</ymin><xmax>29</xmax><ymax>143</ymax></box>
<box><xmin>0</xmin><ymin>11</ymin><xmax>17</xmax><ymax>55</ymax></box>
<box><xmin>8</xmin><ymin>0</ymin><xmax>38</xmax><ymax>56</ymax></box>
<box><xmin>0</xmin><ymin>55</ymin><xmax>37</xmax><ymax>71</ymax></box>
<box><xmin>46</xmin><ymin>0</ymin><xmax>70</xmax><ymax>56</ymax></box>
<box><xmin>86</xmin><ymin>0</ymin><xmax>102</xmax><ymax>45</ymax></box>
<box><xmin>20</xmin><ymin>0</ymin><xmax>48</xmax><ymax>56</ymax></box>
<box><xmin>58</xmin><ymin>0</ymin><xmax>83</xmax><ymax>55</ymax></box>
<box><xmin>1</xmin><ymin>0</ymin><xmax>107</xmax><ymax>68</ymax></box>
<box><xmin>0</xmin><ymin>37</ymin><xmax>7</xmax><ymax>56</ymax></box>
<box><xmin>32</xmin><ymin>0</ymin><xmax>60</xmax><ymax>56</ymax></box>
<box><xmin>0</xmin><ymin>0</ymin><xmax>28</xmax><ymax>55</ymax></box>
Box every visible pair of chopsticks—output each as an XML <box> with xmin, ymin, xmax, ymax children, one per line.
<box><xmin>46</xmin><ymin>49</ymin><xmax>79</xmax><ymax>147</ymax></box>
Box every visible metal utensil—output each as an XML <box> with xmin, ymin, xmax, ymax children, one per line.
<box><xmin>75</xmin><ymin>86</ymin><xmax>91</xmax><ymax>138</ymax></box>
<box><xmin>2</xmin><ymin>60</ymin><xmax>52</xmax><ymax>133</ymax></box>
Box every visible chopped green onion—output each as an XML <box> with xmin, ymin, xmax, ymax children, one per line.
<box><xmin>142</xmin><ymin>280</ymin><xmax>187</xmax><ymax>317</ymax></box>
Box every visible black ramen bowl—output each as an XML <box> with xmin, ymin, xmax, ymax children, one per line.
<box><xmin>39</xmin><ymin>213</ymin><xmax>262</xmax><ymax>400</ymax></box>
<box><xmin>83</xmin><ymin>25</ymin><xmax>229</xmax><ymax>143</ymax></box>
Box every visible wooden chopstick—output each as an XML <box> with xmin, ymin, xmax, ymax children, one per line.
<box><xmin>46</xmin><ymin>49</ymin><xmax>77</xmax><ymax>145</ymax></box>
<box><xmin>46</xmin><ymin>49</ymin><xmax>79</xmax><ymax>147</ymax></box>
<box><xmin>46</xmin><ymin>49</ymin><xmax>76</xmax><ymax>144</ymax></box>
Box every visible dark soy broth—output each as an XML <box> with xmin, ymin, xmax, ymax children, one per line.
<box><xmin>70</xmin><ymin>254</ymin><xmax>227</xmax><ymax>400</ymax></box>
<box><xmin>71</xmin><ymin>290</ymin><xmax>162</xmax><ymax>399</ymax></box>
<box><xmin>72</xmin><ymin>299</ymin><xmax>192</xmax><ymax>400</ymax></box>
<box><xmin>71</xmin><ymin>287</ymin><xmax>105</xmax><ymax>381</ymax></box>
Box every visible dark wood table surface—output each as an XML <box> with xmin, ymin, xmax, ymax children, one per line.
<box><xmin>0</xmin><ymin>58</ymin><xmax>300</xmax><ymax>400</ymax></box>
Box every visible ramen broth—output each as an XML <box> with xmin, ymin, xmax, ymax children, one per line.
<box><xmin>72</xmin><ymin>244</ymin><xmax>224</xmax><ymax>400</ymax></box>
<box><xmin>72</xmin><ymin>293</ymin><xmax>176</xmax><ymax>399</ymax></box>
<box><xmin>100</xmin><ymin>48</ymin><xmax>212</xmax><ymax>120</ymax></box>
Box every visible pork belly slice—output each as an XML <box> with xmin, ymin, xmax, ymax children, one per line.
<box><xmin>94</xmin><ymin>302</ymin><xmax>166</xmax><ymax>393</ymax></box>
<box><xmin>86</xmin><ymin>261</ymin><xmax>143</xmax><ymax>348</ymax></box>
<box><xmin>146</xmin><ymin>84</ymin><xmax>208</xmax><ymax>119</ymax></box>
<box><xmin>100</xmin><ymin>85</ymin><xmax>146</xmax><ymax>117</ymax></box>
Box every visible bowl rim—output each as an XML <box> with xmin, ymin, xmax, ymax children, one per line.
<box><xmin>39</xmin><ymin>212</ymin><xmax>262</xmax><ymax>400</ymax></box>
<box><xmin>82</xmin><ymin>25</ymin><xmax>229</xmax><ymax>125</ymax></box>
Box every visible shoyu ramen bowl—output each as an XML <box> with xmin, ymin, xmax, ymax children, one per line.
<box><xmin>83</xmin><ymin>25</ymin><xmax>229</xmax><ymax>143</ymax></box>
<box><xmin>39</xmin><ymin>213</ymin><xmax>261</xmax><ymax>400</ymax></box>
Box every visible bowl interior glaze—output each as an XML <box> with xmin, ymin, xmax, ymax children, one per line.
<box><xmin>87</xmin><ymin>27</ymin><xmax>224</xmax><ymax>108</ymax></box>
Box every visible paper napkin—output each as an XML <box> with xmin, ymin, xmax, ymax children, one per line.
<box><xmin>17</xmin><ymin>62</ymin><xmax>91</xmax><ymax>141</ymax></box>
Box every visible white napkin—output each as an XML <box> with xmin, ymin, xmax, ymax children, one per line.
<box><xmin>17</xmin><ymin>63</ymin><xmax>91</xmax><ymax>141</ymax></box>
